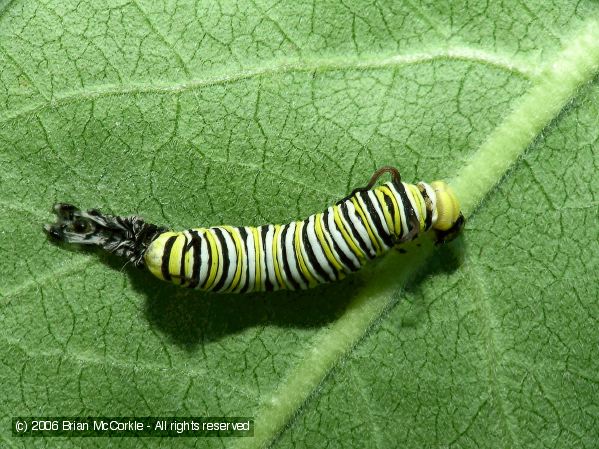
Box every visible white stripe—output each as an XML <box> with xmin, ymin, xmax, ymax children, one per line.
<box><xmin>245</xmin><ymin>227</ymin><xmax>256</xmax><ymax>293</ymax></box>
<box><xmin>229</xmin><ymin>227</ymin><xmax>247</xmax><ymax>293</ymax></box>
<box><xmin>255</xmin><ymin>228</ymin><xmax>267</xmax><ymax>291</ymax></box>
<box><xmin>198</xmin><ymin>230</ymin><xmax>209</xmax><ymax>288</ymax></box>
<box><xmin>297</xmin><ymin>220</ymin><xmax>326</xmax><ymax>284</ymax></box>
<box><xmin>326</xmin><ymin>207</ymin><xmax>361</xmax><ymax>269</ymax></box>
<box><xmin>213</xmin><ymin>227</ymin><xmax>237</xmax><ymax>291</ymax></box>
<box><xmin>388</xmin><ymin>182</ymin><xmax>409</xmax><ymax>239</ymax></box>
<box><xmin>420</xmin><ymin>182</ymin><xmax>438</xmax><ymax>227</ymax></box>
<box><xmin>226</xmin><ymin>228</ymin><xmax>239</xmax><ymax>291</ymax></box>
<box><xmin>307</xmin><ymin>215</ymin><xmax>336</xmax><ymax>280</ymax></box>
<box><xmin>403</xmin><ymin>182</ymin><xmax>421</xmax><ymax>223</ymax></box>
<box><xmin>276</xmin><ymin>225</ymin><xmax>293</xmax><ymax>290</ymax></box>
<box><xmin>284</xmin><ymin>222</ymin><xmax>307</xmax><ymax>289</ymax></box>
<box><xmin>209</xmin><ymin>228</ymin><xmax>225</xmax><ymax>291</ymax></box>
<box><xmin>343</xmin><ymin>200</ymin><xmax>375</xmax><ymax>257</ymax></box>
<box><xmin>217</xmin><ymin>228</ymin><xmax>237</xmax><ymax>292</ymax></box>
<box><xmin>240</xmin><ymin>228</ymin><xmax>250</xmax><ymax>292</ymax></box>
<box><xmin>367</xmin><ymin>190</ymin><xmax>392</xmax><ymax>241</ymax></box>
<box><xmin>263</xmin><ymin>225</ymin><xmax>279</xmax><ymax>291</ymax></box>
<box><xmin>356</xmin><ymin>192</ymin><xmax>389</xmax><ymax>250</ymax></box>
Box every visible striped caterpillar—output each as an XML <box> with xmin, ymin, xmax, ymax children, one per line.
<box><xmin>45</xmin><ymin>167</ymin><xmax>464</xmax><ymax>293</ymax></box>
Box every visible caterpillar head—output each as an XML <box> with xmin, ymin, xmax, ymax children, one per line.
<box><xmin>430</xmin><ymin>181</ymin><xmax>464</xmax><ymax>244</ymax></box>
<box><xmin>44</xmin><ymin>203</ymin><xmax>167</xmax><ymax>267</ymax></box>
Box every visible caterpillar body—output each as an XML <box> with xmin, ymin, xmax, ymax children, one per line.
<box><xmin>45</xmin><ymin>167</ymin><xmax>464</xmax><ymax>293</ymax></box>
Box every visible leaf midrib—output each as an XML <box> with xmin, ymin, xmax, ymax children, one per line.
<box><xmin>233</xmin><ymin>19</ymin><xmax>599</xmax><ymax>449</ymax></box>
<box><xmin>3</xmin><ymin>16</ymin><xmax>597</xmax><ymax>449</ymax></box>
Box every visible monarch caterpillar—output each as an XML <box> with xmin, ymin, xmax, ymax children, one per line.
<box><xmin>45</xmin><ymin>167</ymin><xmax>464</xmax><ymax>293</ymax></box>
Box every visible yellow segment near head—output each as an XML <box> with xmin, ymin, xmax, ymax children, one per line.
<box><xmin>431</xmin><ymin>181</ymin><xmax>461</xmax><ymax>231</ymax></box>
<box><xmin>144</xmin><ymin>231</ymin><xmax>178</xmax><ymax>280</ymax></box>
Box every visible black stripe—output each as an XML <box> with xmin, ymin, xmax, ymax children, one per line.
<box><xmin>179</xmin><ymin>233</ymin><xmax>188</xmax><ymax>284</ymax></box>
<box><xmin>381</xmin><ymin>190</ymin><xmax>401</xmax><ymax>243</ymax></box>
<box><xmin>352</xmin><ymin>195</ymin><xmax>383</xmax><ymax>252</ymax></box>
<box><xmin>418</xmin><ymin>184</ymin><xmax>433</xmax><ymax>231</ymax></box>
<box><xmin>227</xmin><ymin>228</ymin><xmax>243</xmax><ymax>292</ymax></box>
<box><xmin>393</xmin><ymin>182</ymin><xmax>418</xmax><ymax>238</ymax></box>
<box><xmin>340</xmin><ymin>201</ymin><xmax>375</xmax><ymax>259</ymax></box>
<box><xmin>211</xmin><ymin>228</ymin><xmax>231</xmax><ymax>292</ymax></box>
<box><xmin>302</xmin><ymin>217</ymin><xmax>334</xmax><ymax>282</ymax></box>
<box><xmin>186</xmin><ymin>231</ymin><xmax>201</xmax><ymax>289</ymax></box>
<box><xmin>279</xmin><ymin>224</ymin><xmax>301</xmax><ymax>290</ymax></box>
<box><xmin>322</xmin><ymin>209</ymin><xmax>359</xmax><ymax>271</ymax></box>
<box><xmin>199</xmin><ymin>231</ymin><xmax>213</xmax><ymax>290</ymax></box>
<box><xmin>266</xmin><ymin>226</ymin><xmax>283</xmax><ymax>291</ymax></box>
<box><xmin>358</xmin><ymin>192</ymin><xmax>394</xmax><ymax>248</ymax></box>
<box><xmin>161</xmin><ymin>235</ymin><xmax>177</xmax><ymax>281</ymax></box>
<box><xmin>237</xmin><ymin>227</ymin><xmax>251</xmax><ymax>293</ymax></box>
<box><xmin>261</xmin><ymin>225</ymin><xmax>274</xmax><ymax>291</ymax></box>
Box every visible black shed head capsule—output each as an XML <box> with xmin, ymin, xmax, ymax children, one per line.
<box><xmin>45</xmin><ymin>167</ymin><xmax>464</xmax><ymax>293</ymax></box>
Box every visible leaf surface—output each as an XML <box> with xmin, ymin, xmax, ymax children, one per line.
<box><xmin>0</xmin><ymin>1</ymin><xmax>598</xmax><ymax>448</ymax></box>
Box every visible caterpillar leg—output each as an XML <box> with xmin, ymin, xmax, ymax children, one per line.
<box><xmin>44</xmin><ymin>203</ymin><xmax>166</xmax><ymax>267</ymax></box>
<box><xmin>434</xmin><ymin>212</ymin><xmax>464</xmax><ymax>245</ymax></box>
<box><xmin>397</xmin><ymin>213</ymin><xmax>421</xmax><ymax>244</ymax></box>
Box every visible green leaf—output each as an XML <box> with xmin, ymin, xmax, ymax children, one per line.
<box><xmin>1</xmin><ymin>1</ymin><xmax>598</xmax><ymax>448</ymax></box>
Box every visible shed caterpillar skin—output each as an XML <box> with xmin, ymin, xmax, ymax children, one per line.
<box><xmin>45</xmin><ymin>167</ymin><xmax>464</xmax><ymax>293</ymax></box>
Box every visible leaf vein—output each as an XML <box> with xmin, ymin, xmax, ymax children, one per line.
<box><xmin>1</xmin><ymin>335</ymin><xmax>258</xmax><ymax>400</ymax></box>
<box><xmin>0</xmin><ymin>47</ymin><xmax>535</xmax><ymax>124</ymax></box>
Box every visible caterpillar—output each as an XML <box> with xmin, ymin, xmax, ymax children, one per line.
<box><xmin>44</xmin><ymin>167</ymin><xmax>464</xmax><ymax>293</ymax></box>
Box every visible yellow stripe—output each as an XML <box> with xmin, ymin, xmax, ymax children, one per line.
<box><xmin>374</xmin><ymin>188</ymin><xmax>394</xmax><ymax>236</ymax></box>
<box><xmin>168</xmin><ymin>233</ymin><xmax>187</xmax><ymax>285</ymax></box>
<box><xmin>272</xmin><ymin>225</ymin><xmax>285</xmax><ymax>288</ymax></box>
<box><xmin>294</xmin><ymin>221</ymin><xmax>318</xmax><ymax>287</ymax></box>
<box><xmin>351</xmin><ymin>196</ymin><xmax>382</xmax><ymax>253</ymax></box>
<box><xmin>380</xmin><ymin>186</ymin><xmax>402</xmax><ymax>236</ymax></box>
<box><xmin>332</xmin><ymin>205</ymin><xmax>366</xmax><ymax>261</ymax></box>
<box><xmin>184</xmin><ymin>234</ymin><xmax>194</xmax><ymax>282</ymax></box>
<box><xmin>203</xmin><ymin>229</ymin><xmax>219</xmax><ymax>290</ymax></box>
<box><xmin>251</xmin><ymin>227</ymin><xmax>262</xmax><ymax>291</ymax></box>
<box><xmin>222</xmin><ymin>226</ymin><xmax>243</xmax><ymax>292</ymax></box>
<box><xmin>313</xmin><ymin>213</ymin><xmax>344</xmax><ymax>275</ymax></box>
<box><xmin>407</xmin><ymin>184</ymin><xmax>425</xmax><ymax>231</ymax></box>
<box><xmin>145</xmin><ymin>231</ymin><xmax>178</xmax><ymax>281</ymax></box>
